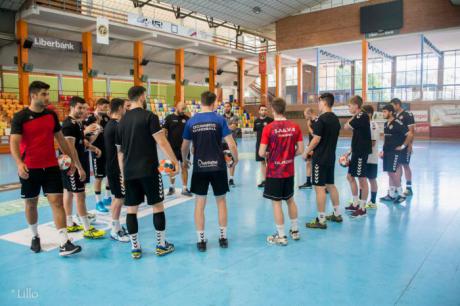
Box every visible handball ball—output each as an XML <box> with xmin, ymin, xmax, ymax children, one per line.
<box><xmin>223</xmin><ymin>150</ymin><xmax>234</xmax><ymax>167</ymax></box>
<box><xmin>58</xmin><ymin>154</ymin><xmax>72</xmax><ymax>170</ymax></box>
<box><xmin>338</xmin><ymin>155</ymin><xmax>350</xmax><ymax>168</ymax></box>
<box><xmin>158</xmin><ymin>159</ymin><xmax>175</xmax><ymax>175</ymax></box>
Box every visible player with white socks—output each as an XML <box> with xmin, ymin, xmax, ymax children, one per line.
<box><xmin>104</xmin><ymin>98</ymin><xmax>130</xmax><ymax>242</ymax></box>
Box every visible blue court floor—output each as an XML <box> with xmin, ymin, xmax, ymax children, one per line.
<box><xmin>0</xmin><ymin>138</ymin><xmax>459</xmax><ymax>306</ymax></box>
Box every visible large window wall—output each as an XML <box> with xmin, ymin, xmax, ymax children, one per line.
<box><xmin>314</xmin><ymin>50</ymin><xmax>459</xmax><ymax>102</ymax></box>
<box><xmin>443</xmin><ymin>50</ymin><xmax>460</xmax><ymax>100</ymax></box>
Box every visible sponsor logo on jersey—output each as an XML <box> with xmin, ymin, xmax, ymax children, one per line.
<box><xmin>197</xmin><ymin>159</ymin><xmax>219</xmax><ymax>168</ymax></box>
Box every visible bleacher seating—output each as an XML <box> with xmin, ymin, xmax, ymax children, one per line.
<box><xmin>0</xmin><ymin>92</ymin><xmax>24</xmax><ymax>137</ymax></box>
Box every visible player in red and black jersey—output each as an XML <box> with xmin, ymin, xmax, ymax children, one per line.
<box><xmin>391</xmin><ymin>98</ymin><xmax>415</xmax><ymax>196</ymax></box>
<box><xmin>10</xmin><ymin>81</ymin><xmax>81</xmax><ymax>256</ymax></box>
<box><xmin>259</xmin><ymin>97</ymin><xmax>304</xmax><ymax>246</ymax></box>
<box><xmin>304</xmin><ymin>93</ymin><xmax>342</xmax><ymax>229</ymax></box>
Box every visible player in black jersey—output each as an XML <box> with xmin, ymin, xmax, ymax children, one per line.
<box><xmin>62</xmin><ymin>96</ymin><xmax>105</xmax><ymax>239</ymax></box>
<box><xmin>391</xmin><ymin>98</ymin><xmax>415</xmax><ymax>196</ymax></box>
<box><xmin>299</xmin><ymin>107</ymin><xmax>316</xmax><ymax>189</ymax></box>
<box><xmin>117</xmin><ymin>86</ymin><xmax>179</xmax><ymax>259</ymax></box>
<box><xmin>162</xmin><ymin>101</ymin><xmax>192</xmax><ymax>196</ymax></box>
<box><xmin>85</xmin><ymin>98</ymin><xmax>112</xmax><ymax>212</ymax></box>
<box><xmin>343</xmin><ymin>96</ymin><xmax>372</xmax><ymax>218</ymax></box>
<box><xmin>253</xmin><ymin>105</ymin><xmax>273</xmax><ymax>188</ymax></box>
<box><xmin>380</xmin><ymin>104</ymin><xmax>413</xmax><ymax>204</ymax></box>
<box><xmin>103</xmin><ymin>98</ymin><xmax>130</xmax><ymax>242</ymax></box>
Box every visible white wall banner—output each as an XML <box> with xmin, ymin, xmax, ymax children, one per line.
<box><xmin>430</xmin><ymin>104</ymin><xmax>460</xmax><ymax>127</ymax></box>
<box><xmin>96</xmin><ymin>17</ymin><xmax>109</xmax><ymax>45</ymax></box>
<box><xmin>127</xmin><ymin>13</ymin><xmax>213</xmax><ymax>42</ymax></box>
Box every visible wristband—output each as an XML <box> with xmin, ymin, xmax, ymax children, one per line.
<box><xmin>401</xmin><ymin>144</ymin><xmax>406</xmax><ymax>149</ymax></box>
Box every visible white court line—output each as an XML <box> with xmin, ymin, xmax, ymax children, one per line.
<box><xmin>0</xmin><ymin>191</ymin><xmax>193</xmax><ymax>252</ymax></box>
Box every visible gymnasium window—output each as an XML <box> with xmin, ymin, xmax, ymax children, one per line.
<box><xmin>319</xmin><ymin>61</ymin><xmax>352</xmax><ymax>92</ymax></box>
<box><xmin>285</xmin><ymin>67</ymin><xmax>298</xmax><ymax>86</ymax></box>
<box><xmin>354</xmin><ymin>58</ymin><xmax>391</xmax><ymax>102</ymax></box>
<box><xmin>443</xmin><ymin>50</ymin><xmax>460</xmax><ymax>100</ymax></box>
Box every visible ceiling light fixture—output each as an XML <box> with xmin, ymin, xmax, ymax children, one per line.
<box><xmin>252</xmin><ymin>6</ymin><xmax>262</xmax><ymax>14</ymax></box>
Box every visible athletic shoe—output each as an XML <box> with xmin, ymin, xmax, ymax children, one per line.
<box><xmin>167</xmin><ymin>187</ymin><xmax>175</xmax><ymax>196</ymax></box>
<box><xmin>366</xmin><ymin>202</ymin><xmax>378</xmax><ymax>209</ymax></box>
<box><xmin>306</xmin><ymin>218</ymin><xmax>327</xmax><ymax>229</ymax></box>
<box><xmin>103</xmin><ymin>197</ymin><xmax>112</xmax><ymax>206</ymax></box>
<box><xmin>267</xmin><ymin>233</ymin><xmax>288</xmax><ymax>246</ymax></box>
<box><xmin>181</xmin><ymin>189</ymin><xmax>193</xmax><ymax>197</ymax></box>
<box><xmin>345</xmin><ymin>204</ymin><xmax>359</xmax><ymax>211</ymax></box>
<box><xmin>76</xmin><ymin>214</ymin><xmax>96</xmax><ymax>225</ymax></box>
<box><xmin>197</xmin><ymin>240</ymin><xmax>207</xmax><ymax>252</ymax></box>
<box><xmin>351</xmin><ymin>208</ymin><xmax>367</xmax><ymax>218</ymax></box>
<box><xmin>110</xmin><ymin>227</ymin><xmax>130</xmax><ymax>243</ymax></box>
<box><xmin>229</xmin><ymin>179</ymin><xmax>235</xmax><ymax>187</ymax></box>
<box><xmin>289</xmin><ymin>230</ymin><xmax>300</xmax><ymax>240</ymax></box>
<box><xmin>326</xmin><ymin>214</ymin><xmax>343</xmax><ymax>223</ymax></box>
<box><xmin>67</xmin><ymin>222</ymin><xmax>83</xmax><ymax>233</ymax></box>
<box><xmin>31</xmin><ymin>236</ymin><xmax>41</xmax><ymax>253</ymax></box>
<box><xmin>380</xmin><ymin>194</ymin><xmax>395</xmax><ymax>202</ymax></box>
<box><xmin>393</xmin><ymin>195</ymin><xmax>406</xmax><ymax>204</ymax></box>
<box><xmin>156</xmin><ymin>241</ymin><xmax>175</xmax><ymax>256</ymax></box>
<box><xmin>298</xmin><ymin>182</ymin><xmax>312</xmax><ymax>189</ymax></box>
<box><xmin>403</xmin><ymin>188</ymin><xmax>413</xmax><ymax>196</ymax></box>
<box><xmin>131</xmin><ymin>248</ymin><xmax>142</xmax><ymax>259</ymax></box>
<box><xmin>59</xmin><ymin>240</ymin><xmax>82</xmax><ymax>256</ymax></box>
<box><xmin>257</xmin><ymin>181</ymin><xmax>265</xmax><ymax>188</ymax></box>
<box><xmin>83</xmin><ymin>226</ymin><xmax>105</xmax><ymax>239</ymax></box>
<box><xmin>96</xmin><ymin>201</ymin><xmax>109</xmax><ymax>213</ymax></box>
<box><xmin>219</xmin><ymin>238</ymin><xmax>229</xmax><ymax>248</ymax></box>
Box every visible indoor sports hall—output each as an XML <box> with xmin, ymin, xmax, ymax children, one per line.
<box><xmin>0</xmin><ymin>1</ymin><xmax>459</xmax><ymax>305</ymax></box>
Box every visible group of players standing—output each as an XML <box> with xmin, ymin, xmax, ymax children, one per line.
<box><xmin>251</xmin><ymin>93</ymin><xmax>415</xmax><ymax>245</ymax></box>
<box><xmin>11</xmin><ymin>80</ymin><xmax>415</xmax><ymax>256</ymax></box>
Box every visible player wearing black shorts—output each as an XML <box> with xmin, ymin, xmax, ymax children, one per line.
<box><xmin>117</xmin><ymin>86</ymin><xmax>179</xmax><ymax>259</ymax></box>
<box><xmin>304</xmin><ymin>93</ymin><xmax>342</xmax><ymax>229</ymax></box>
<box><xmin>182</xmin><ymin>91</ymin><xmax>238</xmax><ymax>252</ymax></box>
<box><xmin>343</xmin><ymin>96</ymin><xmax>372</xmax><ymax>218</ymax></box>
<box><xmin>253</xmin><ymin>104</ymin><xmax>273</xmax><ymax>188</ymax></box>
<box><xmin>10</xmin><ymin>81</ymin><xmax>81</xmax><ymax>256</ymax></box>
<box><xmin>162</xmin><ymin>101</ymin><xmax>192</xmax><ymax>196</ymax></box>
<box><xmin>223</xmin><ymin>102</ymin><xmax>240</xmax><ymax>187</ymax></box>
<box><xmin>391</xmin><ymin>98</ymin><xmax>415</xmax><ymax>196</ymax></box>
<box><xmin>85</xmin><ymin>98</ymin><xmax>112</xmax><ymax>213</ymax></box>
<box><xmin>259</xmin><ymin>97</ymin><xmax>303</xmax><ymax>246</ymax></box>
<box><xmin>299</xmin><ymin>107</ymin><xmax>316</xmax><ymax>189</ymax></box>
<box><xmin>103</xmin><ymin>98</ymin><xmax>129</xmax><ymax>242</ymax></box>
<box><xmin>380</xmin><ymin>104</ymin><xmax>413</xmax><ymax>204</ymax></box>
<box><xmin>61</xmin><ymin>96</ymin><xmax>105</xmax><ymax>239</ymax></box>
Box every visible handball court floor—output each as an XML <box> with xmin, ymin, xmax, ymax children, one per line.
<box><xmin>0</xmin><ymin>138</ymin><xmax>459</xmax><ymax>306</ymax></box>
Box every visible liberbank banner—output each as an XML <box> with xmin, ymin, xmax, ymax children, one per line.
<box><xmin>127</xmin><ymin>13</ymin><xmax>213</xmax><ymax>43</ymax></box>
<box><xmin>32</xmin><ymin>36</ymin><xmax>82</xmax><ymax>53</ymax></box>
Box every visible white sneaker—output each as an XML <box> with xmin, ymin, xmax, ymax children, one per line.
<box><xmin>110</xmin><ymin>227</ymin><xmax>130</xmax><ymax>243</ymax></box>
<box><xmin>267</xmin><ymin>233</ymin><xmax>288</xmax><ymax>246</ymax></box>
<box><xmin>289</xmin><ymin>230</ymin><xmax>300</xmax><ymax>240</ymax></box>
